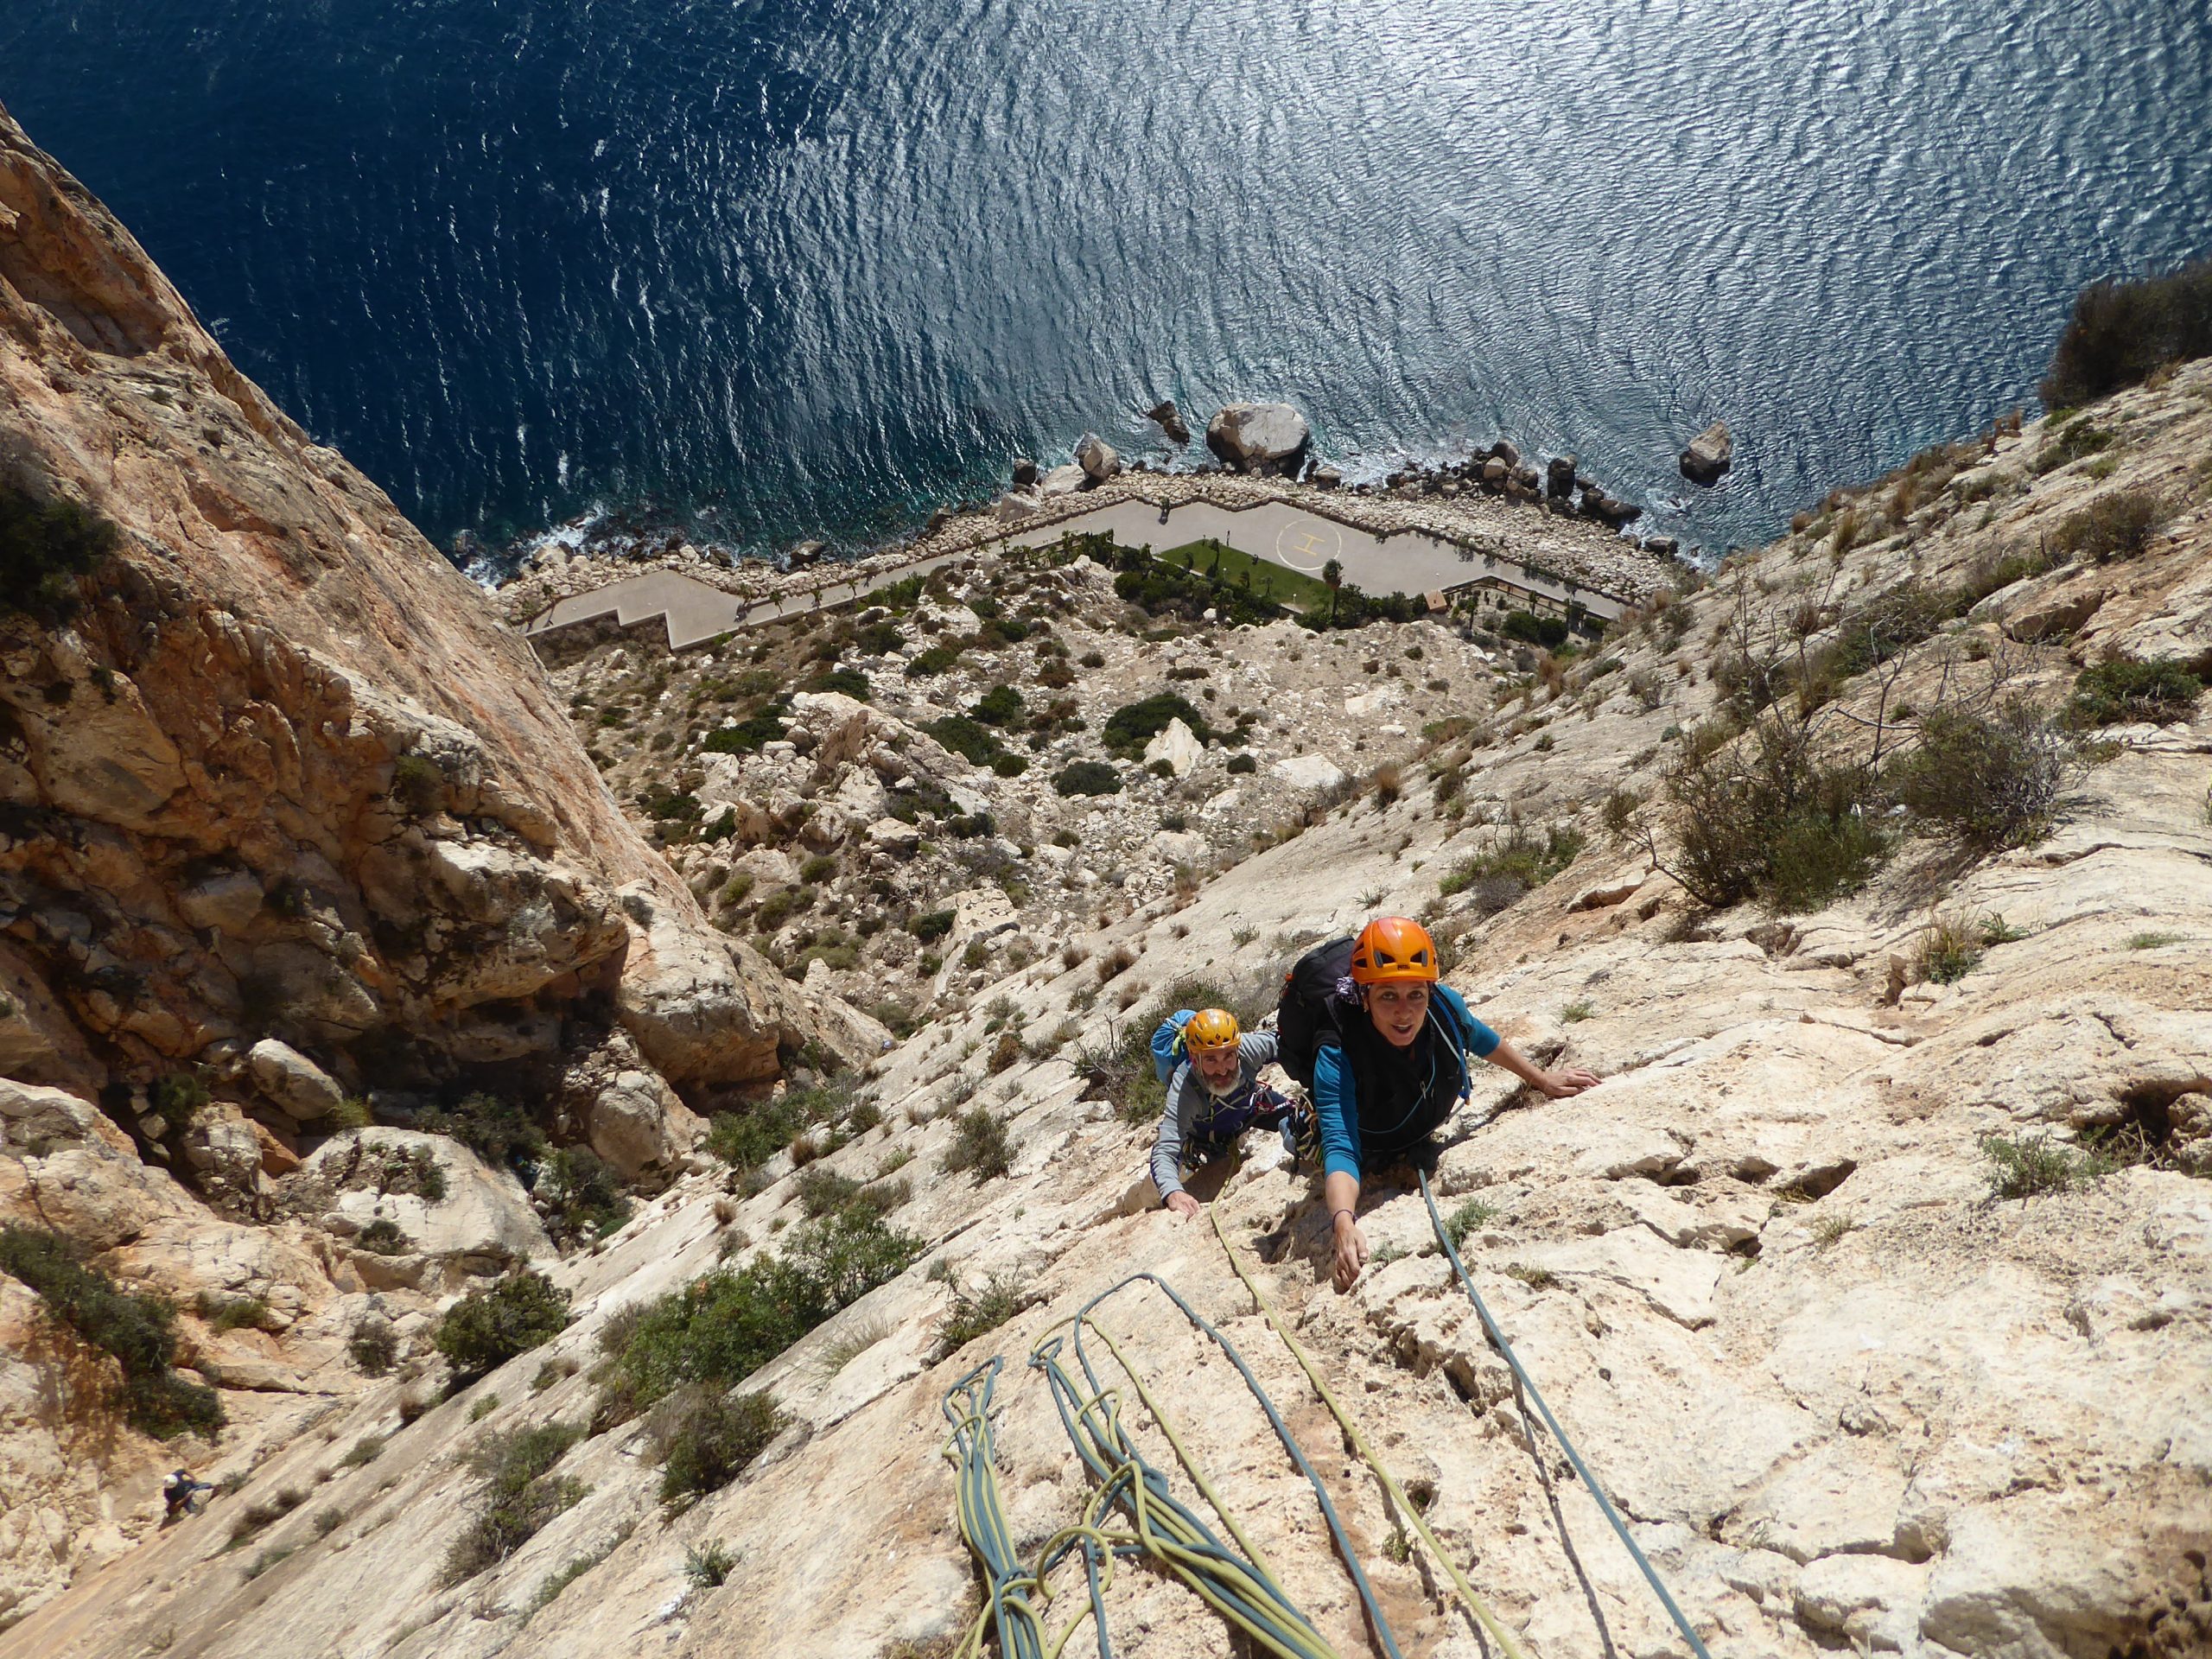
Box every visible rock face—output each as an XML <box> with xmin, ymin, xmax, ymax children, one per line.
<box><xmin>0</xmin><ymin>105</ymin><xmax>847</xmax><ymax>1109</ymax></box>
<box><xmin>289</xmin><ymin>1127</ymin><xmax>552</xmax><ymax>1276</ymax></box>
<box><xmin>1681</xmin><ymin>420</ymin><xmax>1734</xmax><ymax>483</ymax></box>
<box><xmin>0</xmin><ymin>102</ymin><xmax>871</xmax><ymax>1620</ymax></box>
<box><xmin>1205</xmin><ymin>402</ymin><xmax>1312</xmax><ymax>475</ymax></box>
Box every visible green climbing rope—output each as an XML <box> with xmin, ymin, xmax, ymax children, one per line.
<box><xmin>1041</xmin><ymin>1272</ymin><xmax>1411</xmax><ymax>1658</ymax></box>
<box><xmin>1419</xmin><ymin>1167</ymin><xmax>1715</xmax><ymax>1659</ymax></box>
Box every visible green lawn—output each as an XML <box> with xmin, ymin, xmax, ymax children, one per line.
<box><xmin>1157</xmin><ymin>538</ymin><xmax>1336</xmax><ymax>613</ymax></box>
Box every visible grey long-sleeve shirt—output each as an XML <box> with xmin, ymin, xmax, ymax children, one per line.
<box><xmin>1148</xmin><ymin>1032</ymin><xmax>1281</xmax><ymax>1200</ymax></box>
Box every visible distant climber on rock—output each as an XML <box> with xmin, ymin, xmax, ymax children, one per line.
<box><xmin>162</xmin><ymin>1467</ymin><xmax>209</xmax><ymax>1522</ymax></box>
<box><xmin>1278</xmin><ymin>917</ymin><xmax>1599</xmax><ymax>1291</ymax></box>
<box><xmin>1141</xmin><ymin>1007</ymin><xmax>1313</xmax><ymax>1218</ymax></box>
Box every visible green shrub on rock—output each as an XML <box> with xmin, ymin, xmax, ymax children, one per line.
<box><xmin>1053</xmin><ymin>760</ymin><xmax>1122</xmax><ymax>798</ymax></box>
<box><xmin>593</xmin><ymin>1208</ymin><xmax>919</xmax><ymax>1426</ymax></box>
<box><xmin>650</xmin><ymin>1385</ymin><xmax>785</xmax><ymax>1508</ymax></box>
<box><xmin>443</xmin><ymin>1422</ymin><xmax>587</xmax><ymax>1583</ymax></box>
<box><xmin>2067</xmin><ymin>658</ymin><xmax>2202</xmax><ymax>728</ymax></box>
<box><xmin>1659</xmin><ymin>720</ymin><xmax>1887</xmax><ymax>912</ymax></box>
<box><xmin>435</xmin><ymin>1270</ymin><xmax>571</xmax><ymax>1382</ymax></box>
<box><xmin>0</xmin><ymin>1224</ymin><xmax>223</xmax><ymax>1440</ymax></box>
<box><xmin>1891</xmin><ymin>699</ymin><xmax>2070</xmax><ymax>849</ymax></box>
<box><xmin>0</xmin><ymin>482</ymin><xmax>118</xmax><ymax>620</ymax></box>
<box><xmin>2039</xmin><ymin>257</ymin><xmax>2212</xmax><ymax>408</ymax></box>
<box><xmin>2051</xmin><ymin>489</ymin><xmax>2174</xmax><ymax>563</ymax></box>
<box><xmin>1101</xmin><ymin>693</ymin><xmax>1211</xmax><ymax>759</ymax></box>
<box><xmin>940</xmin><ymin>1109</ymin><xmax>1012</xmax><ymax>1181</ymax></box>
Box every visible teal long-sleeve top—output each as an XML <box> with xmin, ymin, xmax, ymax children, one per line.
<box><xmin>1313</xmin><ymin>984</ymin><xmax>1498</xmax><ymax>1179</ymax></box>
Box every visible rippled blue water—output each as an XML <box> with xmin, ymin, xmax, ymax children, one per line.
<box><xmin>4</xmin><ymin>1</ymin><xmax>2208</xmax><ymax>563</ymax></box>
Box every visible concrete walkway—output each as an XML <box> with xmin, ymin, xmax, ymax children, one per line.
<box><xmin>993</xmin><ymin>493</ymin><xmax>1625</xmax><ymax>621</ymax></box>
<box><xmin>523</xmin><ymin>490</ymin><xmax>1624</xmax><ymax>651</ymax></box>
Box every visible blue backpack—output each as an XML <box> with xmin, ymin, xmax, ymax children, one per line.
<box><xmin>1149</xmin><ymin>1009</ymin><xmax>1198</xmax><ymax>1084</ymax></box>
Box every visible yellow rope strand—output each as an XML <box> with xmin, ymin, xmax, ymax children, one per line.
<box><xmin>1209</xmin><ymin>1205</ymin><xmax>1533</xmax><ymax>1659</ymax></box>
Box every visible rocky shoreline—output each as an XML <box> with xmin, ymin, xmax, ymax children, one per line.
<box><xmin>490</xmin><ymin>410</ymin><xmax>1692</xmax><ymax>629</ymax></box>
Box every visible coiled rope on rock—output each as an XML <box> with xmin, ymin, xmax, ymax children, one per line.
<box><xmin>1416</xmin><ymin>1167</ymin><xmax>1715</xmax><ymax>1659</ymax></box>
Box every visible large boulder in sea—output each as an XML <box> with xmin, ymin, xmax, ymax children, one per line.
<box><xmin>1146</xmin><ymin>401</ymin><xmax>1192</xmax><ymax>444</ymax></box>
<box><xmin>1680</xmin><ymin>420</ymin><xmax>1733</xmax><ymax>484</ymax></box>
<box><xmin>1205</xmin><ymin>403</ymin><xmax>1311</xmax><ymax>475</ymax></box>
<box><xmin>1075</xmin><ymin>432</ymin><xmax>1121</xmax><ymax>483</ymax></box>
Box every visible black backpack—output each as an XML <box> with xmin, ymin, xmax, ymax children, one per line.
<box><xmin>1275</xmin><ymin>936</ymin><xmax>1357</xmax><ymax>1090</ymax></box>
<box><xmin>1276</xmin><ymin>935</ymin><xmax>1475</xmax><ymax>1092</ymax></box>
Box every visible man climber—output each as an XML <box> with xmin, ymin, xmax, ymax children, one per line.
<box><xmin>1277</xmin><ymin>916</ymin><xmax>1599</xmax><ymax>1291</ymax></box>
<box><xmin>1143</xmin><ymin>1007</ymin><xmax>1308</xmax><ymax>1218</ymax></box>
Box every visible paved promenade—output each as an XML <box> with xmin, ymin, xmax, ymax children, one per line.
<box><xmin>522</xmin><ymin>488</ymin><xmax>1626</xmax><ymax>651</ymax></box>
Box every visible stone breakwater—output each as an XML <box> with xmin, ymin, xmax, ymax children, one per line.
<box><xmin>493</xmin><ymin>464</ymin><xmax>1677</xmax><ymax>628</ymax></box>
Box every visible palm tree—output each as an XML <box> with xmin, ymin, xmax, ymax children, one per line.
<box><xmin>1322</xmin><ymin>558</ymin><xmax>1343</xmax><ymax>626</ymax></box>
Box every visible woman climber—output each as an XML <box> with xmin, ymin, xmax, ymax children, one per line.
<box><xmin>1276</xmin><ymin>916</ymin><xmax>1599</xmax><ymax>1291</ymax></box>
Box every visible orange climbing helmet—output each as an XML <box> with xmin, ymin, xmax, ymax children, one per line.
<box><xmin>1350</xmin><ymin>916</ymin><xmax>1440</xmax><ymax>985</ymax></box>
<box><xmin>1183</xmin><ymin>1008</ymin><xmax>1242</xmax><ymax>1054</ymax></box>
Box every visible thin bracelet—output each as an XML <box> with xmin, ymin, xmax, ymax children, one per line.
<box><xmin>1331</xmin><ymin>1208</ymin><xmax>1357</xmax><ymax>1226</ymax></box>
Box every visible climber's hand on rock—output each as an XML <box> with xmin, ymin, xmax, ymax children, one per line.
<box><xmin>1165</xmin><ymin>1191</ymin><xmax>1201</xmax><ymax>1221</ymax></box>
<box><xmin>1540</xmin><ymin>1065</ymin><xmax>1601</xmax><ymax>1098</ymax></box>
<box><xmin>1331</xmin><ymin>1212</ymin><xmax>1369</xmax><ymax>1293</ymax></box>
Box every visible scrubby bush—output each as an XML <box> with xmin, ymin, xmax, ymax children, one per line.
<box><xmin>795</xmin><ymin>1166</ymin><xmax>862</xmax><ymax>1218</ymax></box>
<box><xmin>195</xmin><ymin>1293</ymin><xmax>269</xmax><ymax>1333</ymax></box>
<box><xmin>908</xmin><ymin>909</ymin><xmax>956</xmax><ymax>943</ymax></box>
<box><xmin>2039</xmin><ymin>257</ymin><xmax>2212</xmax><ymax>408</ymax></box>
<box><xmin>2067</xmin><ymin>658</ymin><xmax>2203</xmax><ymax>728</ymax></box>
<box><xmin>390</xmin><ymin>753</ymin><xmax>446</xmax><ymax>816</ymax></box>
<box><xmin>652</xmin><ymin>1386</ymin><xmax>785</xmax><ymax>1508</ymax></box>
<box><xmin>348</xmin><ymin>1321</ymin><xmax>398</xmax><ymax>1376</ymax></box>
<box><xmin>2051</xmin><ymin>489</ymin><xmax>2174</xmax><ymax>564</ymax></box>
<box><xmin>1101</xmin><ymin>693</ymin><xmax>1212</xmax><ymax>759</ymax></box>
<box><xmin>148</xmin><ymin>1071</ymin><xmax>211</xmax><ymax>1125</ymax></box>
<box><xmin>443</xmin><ymin>1423</ymin><xmax>587</xmax><ymax>1583</ymax></box>
<box><xmin>419</xmin><ymin>1092</ymin><xmax>547</xmax><ymax>1170</ymax></box>
<box><xmin>434</xmin><ymin>1270</ymin><xmax>571</xmax><ymax>1382</ymax></box>
<box><xmin>1659</xmin><ymin>721</ymin><xmax>1886</xmax><ymax>912</ymax></box>
<box><xmin>940</xmin><ymin>1109</ymin><xmax>1012</xmax><ymax>1181</ymax></box>
<box><xmin>810</xmin><ymin>666</ymin><xmax>870</xmax><ymax>700</ymax></box>
<box><xmin>355</xmin><ymin>1218</ymin><xmax>410</xmax><ymax>1256</ymax></box>
<box><xmin>937</xmin><ymin>1272</ymin><xmax>1030</xmax><ymax>1354</ymax></box>
<box><xmin>1225</xmin><ymin>752</ymin><xmax>1256</xmax><ymax>774</ymax></box>
<box><xmin>0</xmin><ymin>1224</ymin><xmax>223</xmax><ymax>1439</ymax></box>
<box><xmin>969</xmin><ymin>685</ymin><xmax>1024</xmax><ymax>727</ymax></box>
<box><xmin>593</xmin><ymin>1208</ymin><xmax>919</xmax><ymax>1424</ymax></box>
<box><xmin>1438</xmin><ymin>824</ymin><xmax>1585</xmax><ymax>916</ymax></box>
<box><xmin>2032</xmin><ymin>416</ymin><xmax>2115</xmax><ymax>476</ymax></box>
<box><xmin>537</xmin><ymin>1147</ymin><xmax>632</xmax><ymax>1243</ymax></box>
<box><xmin>1891</xmin><ymin>698</ymin><xmax>2069</xmax><ymax>848</ymax></box>
<box><xmin>705</xmin><ymin>1084</ymin><xmax>850</xmax><ymax>1174</ymax></box>
<box><xmin>0</xmin><ymin>481</ymin><xmax>118</xmax><ymax>619</ymax></box>
<box><xmin>1053</xmin><ymin>760</ymin><xmax>1122</xmax><ymax>798</ymax></box>
<box><xmin>924</xmin><ymin>715</ymin><xmax>1005</xmax><ymax>768</ymax></box>
<box><xmin>1981</xmin><ymin>1134</ymin><xmax>2112</xmax><ymax>1201</ymax></box>
<box><xmin>1913</xmin><ymin>914</ymin><xmax>1986</xmax><ymax>985</ymax></box>
<box><xmin>702</xmin><ymin>704</ymin><xmax>791</xmax><ymax>753</ymax></box>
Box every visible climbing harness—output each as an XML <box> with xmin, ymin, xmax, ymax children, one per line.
<box><xmin>1418</xmin><ymin>1168</ymin><xmax>1715</xmax><ymax>1659</ymax></box>
<box><xmin>1208</xmin><ymin>1206</ymin><xmax>1533</xmax><ymax>1659</ymax></box>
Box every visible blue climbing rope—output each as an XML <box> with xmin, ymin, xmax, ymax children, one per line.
<box><xmin>1420</xmin><ymin>1168</ymin><xmax>1716</xmax><ymax>1659</ymax></box>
